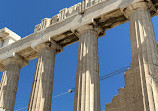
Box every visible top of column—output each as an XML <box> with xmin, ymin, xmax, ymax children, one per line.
<box><xmin>31</xmin><ymin>37</ymin><xmax>63</xmax><ymax>53</ymax></box>
<box><xmin>0</xmin><ymin>52</ymin><xmax>28</xmax><ymax>71</ymax></box>
<box><xmin>71</xmin><ymin>19</ymin><xmax>105</xmax><ymax>37</ymax></box>
<box><xmin>121</xmin><ymin>0</ymin><xmax>157</xmax><ymax>18</ymax></box>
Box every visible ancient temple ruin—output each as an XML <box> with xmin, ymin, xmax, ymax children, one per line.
<box><xmin>0</xmin><ymin>0</ymin><xmax>158</xmax><ymax>111</ymax></box>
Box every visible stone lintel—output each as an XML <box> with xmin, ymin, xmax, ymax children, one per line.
<box><xmin>121</xmin><ymin>0</ymin><xmax>157</xmax><ymax>18</ymax></box>
<box><xmin>31</xmin><ymin>37</ymin><xmax>63</xmax><ymax>53</ymax></box>
<box><xmin>0</xmin><ymin>52</ymin><xmax>28</xmax><ymax>71</ymax></box>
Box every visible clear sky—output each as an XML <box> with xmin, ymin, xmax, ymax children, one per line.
<box><xmin>0</xmin><ymin>0</ymin><xmax>158</xmax><ymax>111</ymax></box>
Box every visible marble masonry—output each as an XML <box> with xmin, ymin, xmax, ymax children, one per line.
<box><xmin>0</xmin><ymin>0</ymin><xmax>158</xmax><ymax>111</ymax></box>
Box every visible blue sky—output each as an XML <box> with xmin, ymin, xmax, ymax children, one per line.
<box><xmin>0</xmin><ymin>0</ymin><xmax>158</xmax><ymax>111</ymax></box>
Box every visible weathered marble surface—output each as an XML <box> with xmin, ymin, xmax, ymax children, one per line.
<box><xmin>28</xmin><ymin>42</ymin><xmax>62</xmax><ymax>111</ymax></box>
<box><xmin>0</xmin><ymin>27</ymin><xmax>21</xmax><ymax>48</ymax></box>
<box><xmin>106</xmin><ymin>1</ymin><xmax>158</xmax><ymax>111</ymax></box>
<box><xmin>74</xmin><ymin>28</ymin><xmax>100</xmax><ymax>111</ymax></box>
<box><xmin>0</xmin><ymin>56</ymin><xmax>28</xmax><ymax>111</ymax></box>
<box><xmin>28</xmin><ymin>48</ymin><xmax>56</xmax><ymax>111</ymax></box>
<box><xmin>0</xmin><ymin>0</ymin><xmax>157</xmax><ymax>71</ymax></box>
<box><xmin>0</xmin><ymin>0</ymin><xmax>158</xmax><ymax>111</ymax></box>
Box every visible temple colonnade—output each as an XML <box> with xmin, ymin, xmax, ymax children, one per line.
<box><xmin>0</xmin><ymin>1</ymin><xmax>158</xmax><ymax>111</ymax></box>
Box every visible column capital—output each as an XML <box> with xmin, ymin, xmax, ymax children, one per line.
<box><xmin>31</xmin><ymin>38</ymin><xmax>63</xmax><ymax>53</ymax></box>
<box><xmin>121</xmin><ymin>1</ymin><xmax>157</xmax><ymax>18</ymax></box>
<box><xmin>71</xmin><ymin>19</ymin><xmax>105</xmax><ymax>38</ymax></box>
<box><xmin>1</xmin><ymin>52</ymin><xmax>28</xmax><ymax>68</ymax></box>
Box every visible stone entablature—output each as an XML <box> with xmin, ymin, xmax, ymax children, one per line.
<box><xmin>34</xmin><ymin>18</ymin><xmax>52</xmax><ymax>32</ymax></box>
<box><xmin>121</xmin><ymin>0</ymin><xmax>157</xmax><ymax>18</ymax></box>
<box><xmin>0</xmin><ymin>27</ymin><xmax>21</xmax><ymax>48</ymax></box>
<box><xmin>0</xmin><ymin>0</ymin><xmax>158</xmax><ymax>72</ymax></box>
<box><xmin>0</xmin><ymin>0</ymin><xmax>158</xmax><ymax>111</ymax></box>
<box><xmin>34</xmin><ymin>0</ymin><xmax>106</xmax><ymax>32</ymax></box>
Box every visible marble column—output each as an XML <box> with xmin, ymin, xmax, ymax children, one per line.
<box><xmin>28</xmin><ymin>43</ymin><xmax>57</xmax><ymax>111</ymax></box>
<box><xmin>126</xmin><ymin>1</ymin><xmax>158</xmax><ymax>111</ymax></box>
<box><xmin>74</xmin><ymin>28</ymin><xmax>100</xmax><ymax>111</ymax></box>
<box><xmin>0</xmin><ymin>57</ymin><xmax>28</xmax><ymax>111</ymax></box>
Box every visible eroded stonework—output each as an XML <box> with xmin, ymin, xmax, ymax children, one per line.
<box><xmin>0</xmin><ymin>0</ymin><xmax>158</xmax><ymax>111</ymax></box>
<box><xmin>106</xmin><ymin>1</ymin><xmax>158</xmax><ymax>111</ymax></box>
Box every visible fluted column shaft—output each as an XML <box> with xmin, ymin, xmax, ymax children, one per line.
<box><xmin>28</xmin><ymin>47</ymin><xmax>56</xmax><ymax>111</ymax></box>
<box><xmin>129</xmin><ymin>2</ymin><xmax>158</xmax><ymax>111</ymax></box>
<box><xmin>74</xmin><ymin>29</ymin><xmax>100</xmax><ymax>111</ymax></box>
<box><xmin>0</xmin><ymin>57</ymin><xmax>26</xmax><ymax>111</ymax></box>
